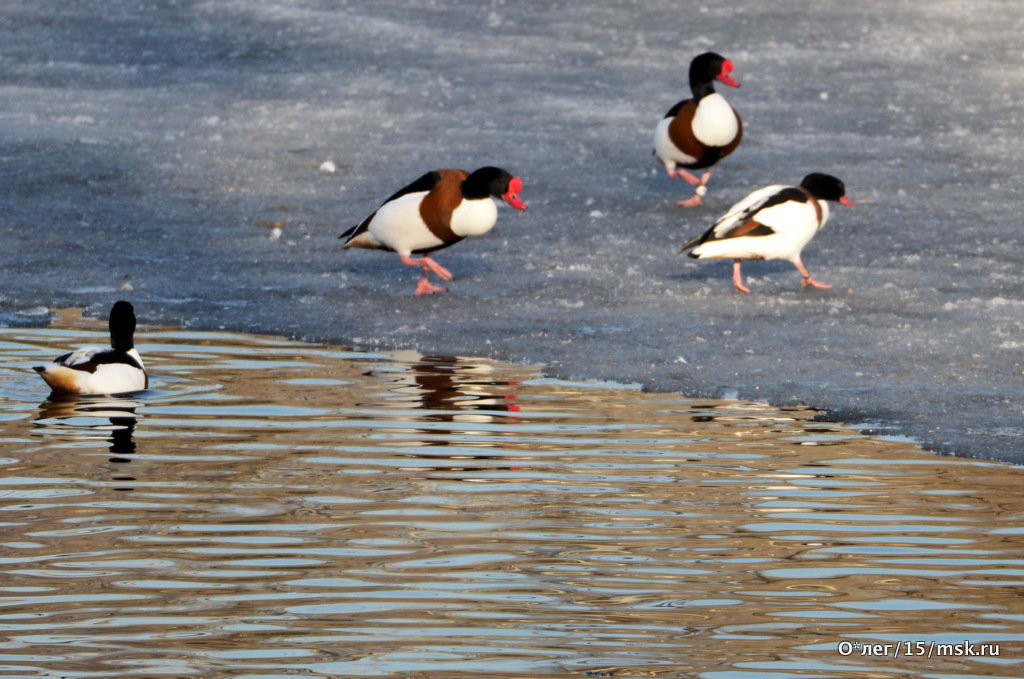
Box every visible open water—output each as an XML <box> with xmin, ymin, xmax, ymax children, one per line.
<box><xmin>0</xmin><ymin>312</ymin><xmax>1022</xmax><ymax>678</ymax></box>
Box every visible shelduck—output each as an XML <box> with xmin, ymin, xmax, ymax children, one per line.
<box><xmin>681</xmin><ymin>173</ymin><xmax>854</xmax><ymax>292</ymax></box>
<box><xmin>341</xmin><ymin>166</ymin><xmax>527</xmax><ymax>295</ymax></box>
<box><xmin>654</xmin><ymin>52</ymin><xmax>743</xmax><ymax>207</ymax></box>
<box><xmin>34</xmin><ymin>301</ymin><xmax>148</xmax><ymax>395</ymax></box>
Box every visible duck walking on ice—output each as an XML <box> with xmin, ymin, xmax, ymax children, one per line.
<box><xmin>681</xmin><ymin>173</ymin><xmax>854</xmax><ymax>293</ymax></box>
<box><xmin>341</xmin><ymin>166</ymin><xmax>527</xmax><ymax>296</ymax></box>
<box><xmin>654</xmin><ymin>52</ymin><xmax>743</xmax><ymax>207</ymax></box>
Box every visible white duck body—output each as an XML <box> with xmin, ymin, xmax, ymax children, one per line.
<box><xmin>449</xmin><ymin>196</ymin><xmax>499</xmax><ymax>238</ymax></box>
<box><xmin>653</xmin><ymin>116</ymin><xmax>690</xmax><ymax>167</ymax></box>
<box><xmin>357</xmin><ymin>190</ymin><xmax>445</xmax><ymax>255</ymax></box>
<box><xmin>691</xmin><ymin>93</ymin><xmax>741</xmax><ymax>147</ymax></box>
<box><xmin>689</xmin><ymin>184</ymin><xmax>830</xmax><ymax>263</ymax></box>
<box><xmin>653</xmin><ymin>93</ymin><xmax>741</xmax><ymax>169</ymax></box>
<box><xmin>36</xmin><ymin>346</ymin><xmax>147</xmax><ymax>395</ymax></box>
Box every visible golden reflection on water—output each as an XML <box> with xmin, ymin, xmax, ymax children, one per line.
<box><xmin>0</xmin><ymin>313</ymin><xmax>1022</xmax><ymax>678</ymax></box>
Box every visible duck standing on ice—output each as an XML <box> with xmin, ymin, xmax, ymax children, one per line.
<box><xmin>681</xmin><ymin>173</ymin><xmax>854</xmax><ymax>293</ymax></box>
<box><xmin>654</xmin><ymin>51</ymin><xmax>743</xmax><ymax>207</ymax></box>
<box><xmin>341</xmin><ymin>166</ymin><xmax>527</xmax><ymax>296</ymax></box>
<box><xmin>34</xmin><ymin>300</ymin><xmax>148</xmax><ymax>395</ymax></box>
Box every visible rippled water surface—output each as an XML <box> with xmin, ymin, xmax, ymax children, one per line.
<box><xmin>1</xmin><ymin>312</ymin><xmax>1023</xmax><ymax>678</ymax></box>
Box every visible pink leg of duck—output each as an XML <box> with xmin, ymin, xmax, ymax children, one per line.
<box><xmin>732</xmin><ymin>259</ymin><xmax>751</xmax><ymax>294</ymax></box>
<box><xmin>671</xmin><ymin>168</ymin><xmax>712</xmax><ymax>207</ymax></box>
<box><xmin>401</xmin><ymin>255</ymin><xmax>453</xmax><ymax>296</ymax></box>
<box><xmin>794</xmin><ymin>259</ymin><xmax>832</xmax><ymax>290</ymax></box>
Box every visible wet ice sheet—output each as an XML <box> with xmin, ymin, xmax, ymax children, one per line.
<box><xmin>1</xmin><ymin>318</ymin><xmax>1023</xmax><ymax>677</ymax></box>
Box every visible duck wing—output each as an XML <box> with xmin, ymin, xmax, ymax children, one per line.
<box><xmin>681</xmin><ymin>184</ymin><xmax>804</xmax><ymax>250</ymax></box>
<box><xmin>341</xmin><ymin>171</ymin><xmax>443</xmax><ymax>241</ymax></box>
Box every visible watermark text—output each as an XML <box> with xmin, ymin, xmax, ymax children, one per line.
<box><xmin>837</xmin><ymin>640</ymin><xmax>1001</xmax><ymax>659</ymax></box>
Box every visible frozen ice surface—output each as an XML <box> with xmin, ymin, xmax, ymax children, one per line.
<box><xmin>1</xmin><ymin>1</ymin><xmax>1021</xmax><ymax>462</ymax></box>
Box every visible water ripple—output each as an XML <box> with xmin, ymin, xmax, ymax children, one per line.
<box><xmin>0</xmin><ymin>319</ymin><xmax>1022</xmax><ymax>678</ymax></box>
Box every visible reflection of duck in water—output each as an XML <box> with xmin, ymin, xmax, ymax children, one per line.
<box><xmin>106</xmin><ymin>415</ymin><xmax>137</xmax><ymax>458</ymax></box>
<box><xmin>368</xmin><ymin>353</ymin><xmax>523</xmax><ymax>475</ymax></box>
<box><xmin>34</xmin><ymin>301</ymin><xmax>147</xmax><ymax>396</ymax></box>
<box><xmin>36</xmin><ymin>395</ymin><xmax>140</xmax><ymax>459</ymax></box>
<box><xmin>407</xmin><ymin>354</ymin><xmax>520</xmax><ymax>417</ymax></box>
